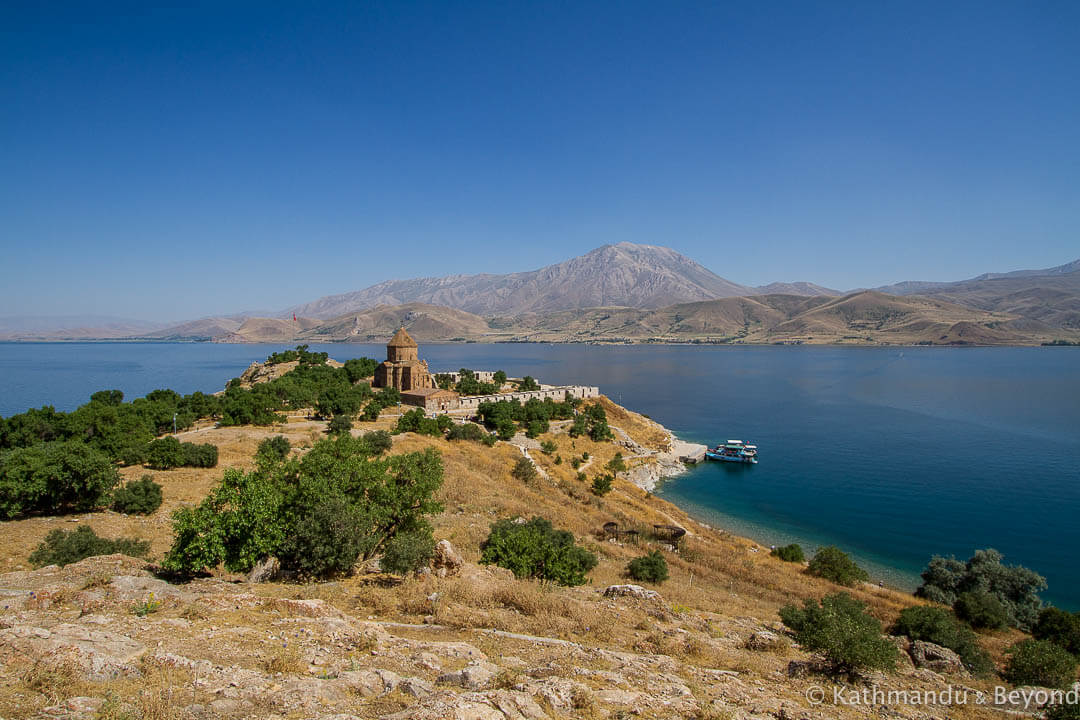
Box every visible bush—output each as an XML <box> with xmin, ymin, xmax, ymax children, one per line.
<box><xmin>0</xmin><ymin>441</ymin><xmax>119</xmax><ymax>518</ymax></box>
<box><xmin>1034</xmin><ymin>607</ymin><xmax>1080</xmax><ymax>657</ymax></box>
<box><xmin>606</xmin><ymin>453</ymin><xmax>626</xmax><ymax>474</ymax></box>
<box><xmin>380</xmin><ymin>525</ymin><xmax>436</xmax><ymax>575</ymax></box>
<box><xmin>327</xmin><ymin>414</ymin><xmax>353</xmax><ymax>436</ymax></box>
<box><xmin>182</xmin><ymin>442</ymin><xmax>218</xmax><ymax>468</ymax></box>
<box><xmin>627</xmin><ymin>551</ymin><xmax>669</xmax><ymax>583</ymax></box>
<box><xmin>511</xmin><ymin>456</ymin><xmax>538</xmax><ymax>483</ymax></box>
<box><xmin>163</xmin><ymin>436</ymin><xmax>444</xmax><ymax>577</ymax></box>
<box><xmin>771</xmin><ymin>544</ymin><xmax>805</xmax><ymax>563</ymax></box>
<box><xmin>1003</xmin><ymin>639</ymin><xmax>1078</xmax><ymax>689</ymax></box>
<box><xmin>916</xmin><ymin>549</ymin><xmax>1046</xmax><ymax>631</ymax></box>
<box><xmin>360</xmin><ymin>430</ymin><xmax>392</xmax><ymax>455</ymax></box>
<box><xmin>480</xmin><ymin>516</ymin><xmax>598</xmax><ymax>586</ymax></box>
<box><xmin>447</xmin><ymin>422</ymin><xmax>486</xmax><ymax>442</ymax></box>
<box><xmin>891</xmin><ymin>606</ymin><xmax>993</xmax><ymax>675</ymax></box>
<box><xmin>256</xmin><ymin>436</ymin><xmax>291</xmax><ymax>464</ymax></box>
<box><xmin>1047</xmin><ymin>702</ymin><xmax>1080</xmax><ymax>720</ymax></box>
<box><xmin>145</xmin><ymin>436</ymin><xmax>185</xmax><ymax>469</ymax></box>
<box><xmin>539</xmin><ymin>440</ymin><xmax>557</xmax><ymax>455</ymax></box>
<box><xmin>29</xmin><ymin>526</ymin><xmax>150</xmax><ymax>567</ymax></box>
<box><xmin>807</xmin><ymin>546</ymin><xmax>869</xmax><ymax>587</ymax></box>
<box><xmin>954</xmin><ymin>590</ymin><xmax>1009</xmax><ymax>630</ymax></box>
<box><xmin>591</xmin><ymin>473</ymin><xmax>613</xmax><ymax>496</ymax></box>
<box><xmin>779</xmin><ymin>592</ymin><xmax>899</xmax><ymax>675</ymax></box>
<box><xmin>111</xmin><ymin>475</ymin><xmax>163</xmax><ymax>515</ymax></box>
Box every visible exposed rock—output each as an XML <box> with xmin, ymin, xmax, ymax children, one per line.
<box><xmin>888</xmin><ymin>635</ymin><xmax>917</xmax><ymax>671</ymax></box>
<box><xmin>910</xmin><ymin>640</ymin><xmax>968</xmax><ymax>675</ymax></box>
<box><xmin>0</xmin><ymin>623</ymin><xmax>145</xmax><ymax>680</ymax></box>
<box><xmin>432</xmin><ymin>540</ymin><xmax>464</xmax><ymax>578</ymax></box>
<box><xmin>379</xmin><ymin>689</ymin><xmax>548</xmax><ymax>720</ymax></box>
<box><xmin>246</xmin><ymin>556</ymin><xmax>281</xmax><ymax>583</ymax></box>
<box><xmin>438</xmin><ymin>660</ymin><xmax>499</xmax><ymax>690</ymax></box>
<box><xmin>603</xmin><ymin>584</ymin><xmax>662</xmax><ymax>601</ymax></box>
<box><xmin>40</xmin><ymin>696</ymin><xmax>104</xmax><ymax>719</ymax></box>
<box><xmin>746</xmin><ymin>630</ymin><xmax>784</xmax><ymax>651</ymax></box>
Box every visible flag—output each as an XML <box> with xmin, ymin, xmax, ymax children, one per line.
<box><xmin>293</xmin><ymin>313</ymin><xmax>297</xmax><ymax>322</ymax></box>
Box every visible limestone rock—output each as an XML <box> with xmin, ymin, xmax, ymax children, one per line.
<box><xmin>745</xmin><ymin>630</ymin><xmax>783</xmax><ymax>651</ymax></box>
<box><xmin>438</xmin><ymin>660</ymin><xmax>498</xmax><ymax>690</ymax></box>
<box><xmin>0</xmin><ymin>623</ymin><xmax>145</xmax><ymax>680</ymax></box>
<box><xmin>246</xmin><ymin>556</ymin><xmax>281</xmax><ymax>583</ymax></box>
<box><xmin>433</xmin><ymin>540</ymin><xmax>464</xmax><ymax>577</ymax></box>
<box><xmin>910</xmin><ymin>640</ymin><xmax>968</xmax><ymax>675</ymax></box>
<box><xmin>888</xmin><ymin>635</ymin><xmax>917</xmax><ymax>671</ymax></box>
<box><xmin>603</xmin><ymin>584</ymin><xmax>662</xmax><ymax>601</ymax></box>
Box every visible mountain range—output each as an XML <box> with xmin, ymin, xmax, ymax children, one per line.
<box><xmin>4</xmin><ymin>243</ymin><xmax>1078</xmax><ymax>345</ymax></box>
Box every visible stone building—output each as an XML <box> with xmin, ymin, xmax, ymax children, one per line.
<box><xmin>373</xmin><ymin>327</ymin><xmax>436</xmax><ymax>392</ymax></box>
<box><xmin>401</xmin><ymin>387</ymin><xmax>461</xmax><ymax>412</ymax></box>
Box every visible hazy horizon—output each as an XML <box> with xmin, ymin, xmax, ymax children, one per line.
<box><xmin>3</xmin><ymin>2</ymin><xmax>1078</xmax><ymax>321</ymax></box>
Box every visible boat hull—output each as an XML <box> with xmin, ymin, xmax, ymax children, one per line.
<box><xmin>705</xmin><ymin>451</ymin><xmax>757</xmax><ymax>464</ymax></box>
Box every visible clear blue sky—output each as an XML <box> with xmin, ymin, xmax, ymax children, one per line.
<box><xmin>2</xmin><ymin>1</ymin><xmax>1078</xmax><ymax>321</ymax></box>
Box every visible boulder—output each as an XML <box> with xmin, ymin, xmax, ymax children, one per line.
<box><xmin>746</xmin><ymin>630</ymin><xmax>784</xmax><ymax>651</ymax></box>
<box><xmin>910</xmin><ymin>640</ymin><xmax>968</xmax><ymax>675</ymax></box>
<box><xmin>246</xmin><ymin>556</ymin><xmax>281</xmax><ymax>583</ymax></box>
<box><xmin>432</xmin><ymin>540</ymin><xmax>464</xmax><ymax>578</ymax></box>
<box><xmin>437</xmin><ymin>660</ymin><xmax>499</xmax><ymax>690</ymax></box>
<box><xmin>602</xmin><ymin>584</ymin><xmax>662</xmax><ymax>601</ymax></box>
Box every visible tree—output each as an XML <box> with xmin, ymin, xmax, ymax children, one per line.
<box><xmin>954</xmin><ymin>590</ymin><xmax>1009</xmax><ymax>630</ymax></box>
<box><xmin>493</xmin><ymin>370</ymin><xmax>507</xmax><ymax>386</ymax></box>
<box><xmin>779</xmin><ymin>592</ymin><xmax>899</xmax><ymax>675</ymax></box>
<box><xmin>916</xmin><ymin>549</ymin><xmax>1046</xmax><ymax>630</ymax></box>
<box><xmin>591</xmin><ymin>473</ymin><xmax>613</xmax><ymax>496</ymax></box>
<box><xmin>891</xmin><ymin>606</ymin><xmax>993</xmax><ymax>675</ymax></box>
<box><xmin>627</xmin><ymin>551</ymin><xmax>669</xmax><ymax>583</ymax></box>
<box><xmin>807</xmin><ymin>546</ymin><xmax>869</xmax><ymax>587</ymax></box>
<box><xmin>112</xmin><ymin>475</ymin><xmax>163</xmax><ymax>515</ymax></box>
<box><xmin>480</xmin><ymin>516</ymin><xmax>598</xmax><ymax>586</ymax></box>
<box><xmin>1003</xmin><ymin>639</ymin><xmax>1078</xmax><ymax>689</ymax></box>
<box><xmin>29</xmin><ymin>526</ymin><xmax>150</xmax><ymax>568</ymax></box>
<box><xmin>380</xmin><ymin>525</ymin><xmax>436</xmax><ymax>575</ymax></box>
<box><xmin>606</xmin><ymin>452</ymin><xmax>626</xmax><ymax>474</ymax></box>
<box><xmin>256</xmin><ymin>436</ymin><xmax>291</xmax><ymax>464</ymax></box>
<box><xmin>0</xmin><ymin>441</ymin><xmax>119</xmax><ymax>518</ymax></box>
<box><xmin>511</xmin><ymin>456</ymin><xmax>538</xmax><ymax>483</ymax></box>
<box><xmin>771</xmin><ymin>544</ymin><xmax>805</xmax><ymax>563</ymax></box>
<box><xmin>145</xmin><ymin>437</ymin><xmax>186</xmax><ymax>469</ymax></box>
<box><xmin>343</xmin><ymin>357</ymin><xmax>378</xmax><ymax>383</ymax></box>
<box><xmin>327</xmin><ymin>414</ymin><xmax>353</xmax><ymax>436</ymax></box>
<box><xmin>1034</xmin><ymin>607</ymin><xmax>1080</xmax><ymax>657</ymax></box>
<box><xmin>518</xmin><ymin>376</ymin><xmax>540</xmax><ymax>391</ymax></box>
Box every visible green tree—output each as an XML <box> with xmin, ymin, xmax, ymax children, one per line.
<box><xmin>480</xmin><ymin>516</ymin><xmax>598</xmax><ymax>586</ymax></box>
<box><xmin>255</xmin><ymin>436</ymin><xmax>291</xmax><ymax>464</ymax></box>
<box><xmin>916</xmin><ymin>549</ymin><xmax>1046</xmax><ymax>631</ymax></box>
<box><xmin>954</xmin><ymin>589</ymin><xmax>1009</xmax><ymax>630</ymax></box>
<box><xmin>627</xmin><ymin>551</ymin><xmax>669</xmax><ymax>583</ymax></box>
<box><xmin>327</xmin><ymin>414</ymin><xmax>353</xmax><ymax>436</ymax></box>
<box><xmin>891</xmin><ymin>606</ymin><xmax>993</xmax><ymax>675</ymax></box>
<box><xmin>807</xmin><ymin>546</ymin><xmax>869</xmax><ymax>587</ymax></box>
<box><xmin>145</xmin><ymin>436</ymin><xmax>186</xmax><ymax>469</ymax></box>
<box><xmin>111</xmin><ymin>475</ymin><xmax>163</xmax><ymax>515</ymax></box>
<box><xmin>493</xmin><ymin>370</ymin><xmax>507</xmax><ymax>386</ymax></box>
<box><xmin>591</xmin><ymin>473</ymin><xmax>613</xmax><ymax>496</ymax></box>
<box><xmin>771</xmin><ymin>544</ymin><xmax>805</xmax><ymax>563</ymax></box>
<box><xmin>29</xmin><ymin>526</ymin><xmax>150</xmax><ymax>568</ymax></box>
<box><xmin>606</xmin><ymin>452</ymin><xmax>626</xmax><ymax>474</ymax></box>
<box><xmin>1034</xmin><ymin>607</ymin><xmax>1080</xmax><ymax>657</ymax></box>
<box><xmin>511</xmin><ymin>456</ymin><xmax>538</xmax><ymax>483</ymax></box>
<box><xmin>518</xmin><ymin>376</ymin><xmax>540</xmax><ymax>391</ymax></box>
<box><xmin>779</xmin><ymin>592</ymin><xmax>899</xmax><ymax>675</ymax></box>
<box><xmin>0</xmin><ymin>441</ymin><xmax>119</xmax><ymax>518</ymax></box>
<box><xmin>380</xmin><ymin>525</ymin><xmax>436</xmax><ymax>575</ymax></box>
<box><xmin>1003</xmin><ymin>639</ymin><xmax>1078</xmax><ymax>688</ymax></box>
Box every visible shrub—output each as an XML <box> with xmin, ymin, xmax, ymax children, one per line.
<box><xmin>380</xmin><ymin>525</ymin><xmax>436</xmax><ymax>575</ymax></box>
<box><xmin>591</xmin><ymin>473</ymin><xmax>613</xmax><ymax>496</ymax></box>
<box><xmin>779</xmin><ymin>592</ymin><xmax>899</xmax><ymax>675</ymax></box>
<box><xmin>280</xmin><ymin>494</ymin><xmax>367</xmax><ymax>577</ymax></box>
<box><xmin>606</xmin><ymin>453</ymin><xmax>626</xmax><ymax>474</ymax></box>
<box><xmin>1047</xmin><ymin>701</ymin><xmax>1080</xmax><ymax>720</ymax></box>
<box><xmin>891</xmin><ymin>606</ymin><xmax>993</xmax><ymax>675</ymax></box>
<box><xmin>495</xmin><ymin>418</ymin><xmax>516</xmax><ymax>441</ymax></box>
<box><xmin>954</xmin><ymin>590</ymin><xmax>1009</xmax><ymax>630</ymax></box>
<box><xmin>111</xmin><ymin>475</ymin><xmax>163</xmax><ymax>515</ymax></box>
<box><xmin>29</xmin><ymin>526</ymin><xmax>150</xmax><ymax>567</ymax></box>
<box><xmin>511</xmin><ymin>456</ymin><xmax>538</xmax><ymax>483</ymax></box>
<box><xmin>360</xmin><ymin>430</ymin><xmax>392</xmax><ymax>455</ymax></box>
<box><xmin>807</xmin><ymin>546</ymin><xmax>869</xmax><ymax>587</ymax></box>
<box><xmin>480</xmin><ymin>516</ymin><xmax>598</xmax><ymax>586</ymax></box>
<box><xmin>447</xmin><ymin>422</ymin><xmax>486</xmax><ymax>442</ymax></box>
<box><xmin>1003</xmin><ymin>639</ymin><xmax>1078</xmax><ymax>688</ymax></box>
<box><xmin>182</xmin><ymin>442</ymin><xmax>218</xmax><ymax>468</ymax></box>
<box><xmin>1034</xmin><ymin>607</ymin><xmax>1080</xmax><ymax>657</ymax></box>
<box><xmin>256</xmin><ymin>436</ymin><xmax>291</xmax><ymax>464</ymax></box>
<box><xmin>540</xmin><ymin>440</ymin><xmax>557</xmax><ymax>455</ymax></box>
<box><xmin>627</xmin><ymin>551</ymin><xmax>669</xmax><ymax>583</ymax></box>
<box><xmin>327</xmin><ymin>414</ymin><xmax>353</xmax><ymax>436</ymax></box>
<box><xmin>771</xmin><ymin>544</ymin><xmax>805</xmax><ymax>563</ymax></box>
<box><xmin>0</xmin><ymin>441</ymin><xmax>119</xmax><ymax>518</ymax></box>
<box><xmin>145</xmin><ymin>436</ymin><xmax>185</xmax><ymax>469</ymax></box>
<box><xmin>916</xmin><ymin>549</ymin><xmax>1046</xmax><ymax>630</ymax></box>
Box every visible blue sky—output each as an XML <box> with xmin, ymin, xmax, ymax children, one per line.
<box><xmin>2</xmin><ymin>1</ymin><xmax>1078</xmax><ymax>321</ymax></box>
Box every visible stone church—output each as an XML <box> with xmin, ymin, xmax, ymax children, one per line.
<box><xmin>373</xmin><ymin>327</ymin><xmax>435</xmax><ymax>392</ymax></box>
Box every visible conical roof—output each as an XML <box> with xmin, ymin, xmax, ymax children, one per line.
<box><xmin>388</xmin><ymin>326</ymin><xmax>418</xmax><ymax>348</ymax></box>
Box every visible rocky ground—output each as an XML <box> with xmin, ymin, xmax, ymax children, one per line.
<box><xmin>0</xmin><ymin>392</ymin><xmax>1047</xmax><ymax>720</ymax></box>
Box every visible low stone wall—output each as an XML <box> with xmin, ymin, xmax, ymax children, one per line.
<box><xmin>457</xmin><ymin>386</ymin><xmax>599</xmax><ymax>410</ymax></box>
<box><xmin>433</xmin><ymin>370</ymin><xmax>497</xmax><ymax>383</ymax></box>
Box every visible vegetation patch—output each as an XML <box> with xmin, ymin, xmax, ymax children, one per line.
<box><xmin>916</xmin><ymin>548</ymin><xmax>1045</xmax><ymax>630</ymax></box>
<box><xmin>627</xmin><ymin>551</ymin><xmax>669</xmax><ymax>583</ymax></box>
<box><xmin>111</xmin><ymin>475</ymin><xmax>163</xmax><ymax>515</ymax></box>
<box><xmin>480</xmin><ymin>516</ymin><xmax>598</xmax><ymax>586</ymax></box>
<box><xmin>779</xmin><ymin>592</ymin><xmax>898</xmax><ymax>675</ymax></box>
<box><xmin>29</xmin><ymin>526</ymin><xmax>150</xmax><ymax>568</ymax></box>
<box><xmin>806</xmin><ymin>546</ymin><xmax>868</xmax><ymax>587</ymax></box>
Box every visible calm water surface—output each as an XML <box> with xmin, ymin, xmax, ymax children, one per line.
<box><xmin>2</xmin><ymin>342</ymin><xmax>1078</xmax><ymax>607</ymax></box>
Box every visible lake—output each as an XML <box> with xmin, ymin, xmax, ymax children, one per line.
<box><xmin>1</xmin><ymin>341</ymin><xmax>1078</xmax><ymax>607</ymax></box>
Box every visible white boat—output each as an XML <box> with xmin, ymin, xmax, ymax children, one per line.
<box><xmin>705</xmin><ymin>439</ymin><xmax>758</xmax><ymax>464</ymax></box>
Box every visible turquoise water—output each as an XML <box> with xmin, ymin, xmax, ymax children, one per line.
<box><xmin>1</xmin><ymin>342</ymin><xmax>1078</xmax><ymax>607</ymax></box>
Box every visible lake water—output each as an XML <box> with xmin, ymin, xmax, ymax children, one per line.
<box><xmin>2</xmin><ymin>342</ymin><xmax>1078</xmax><ymax>608</ymax></box>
